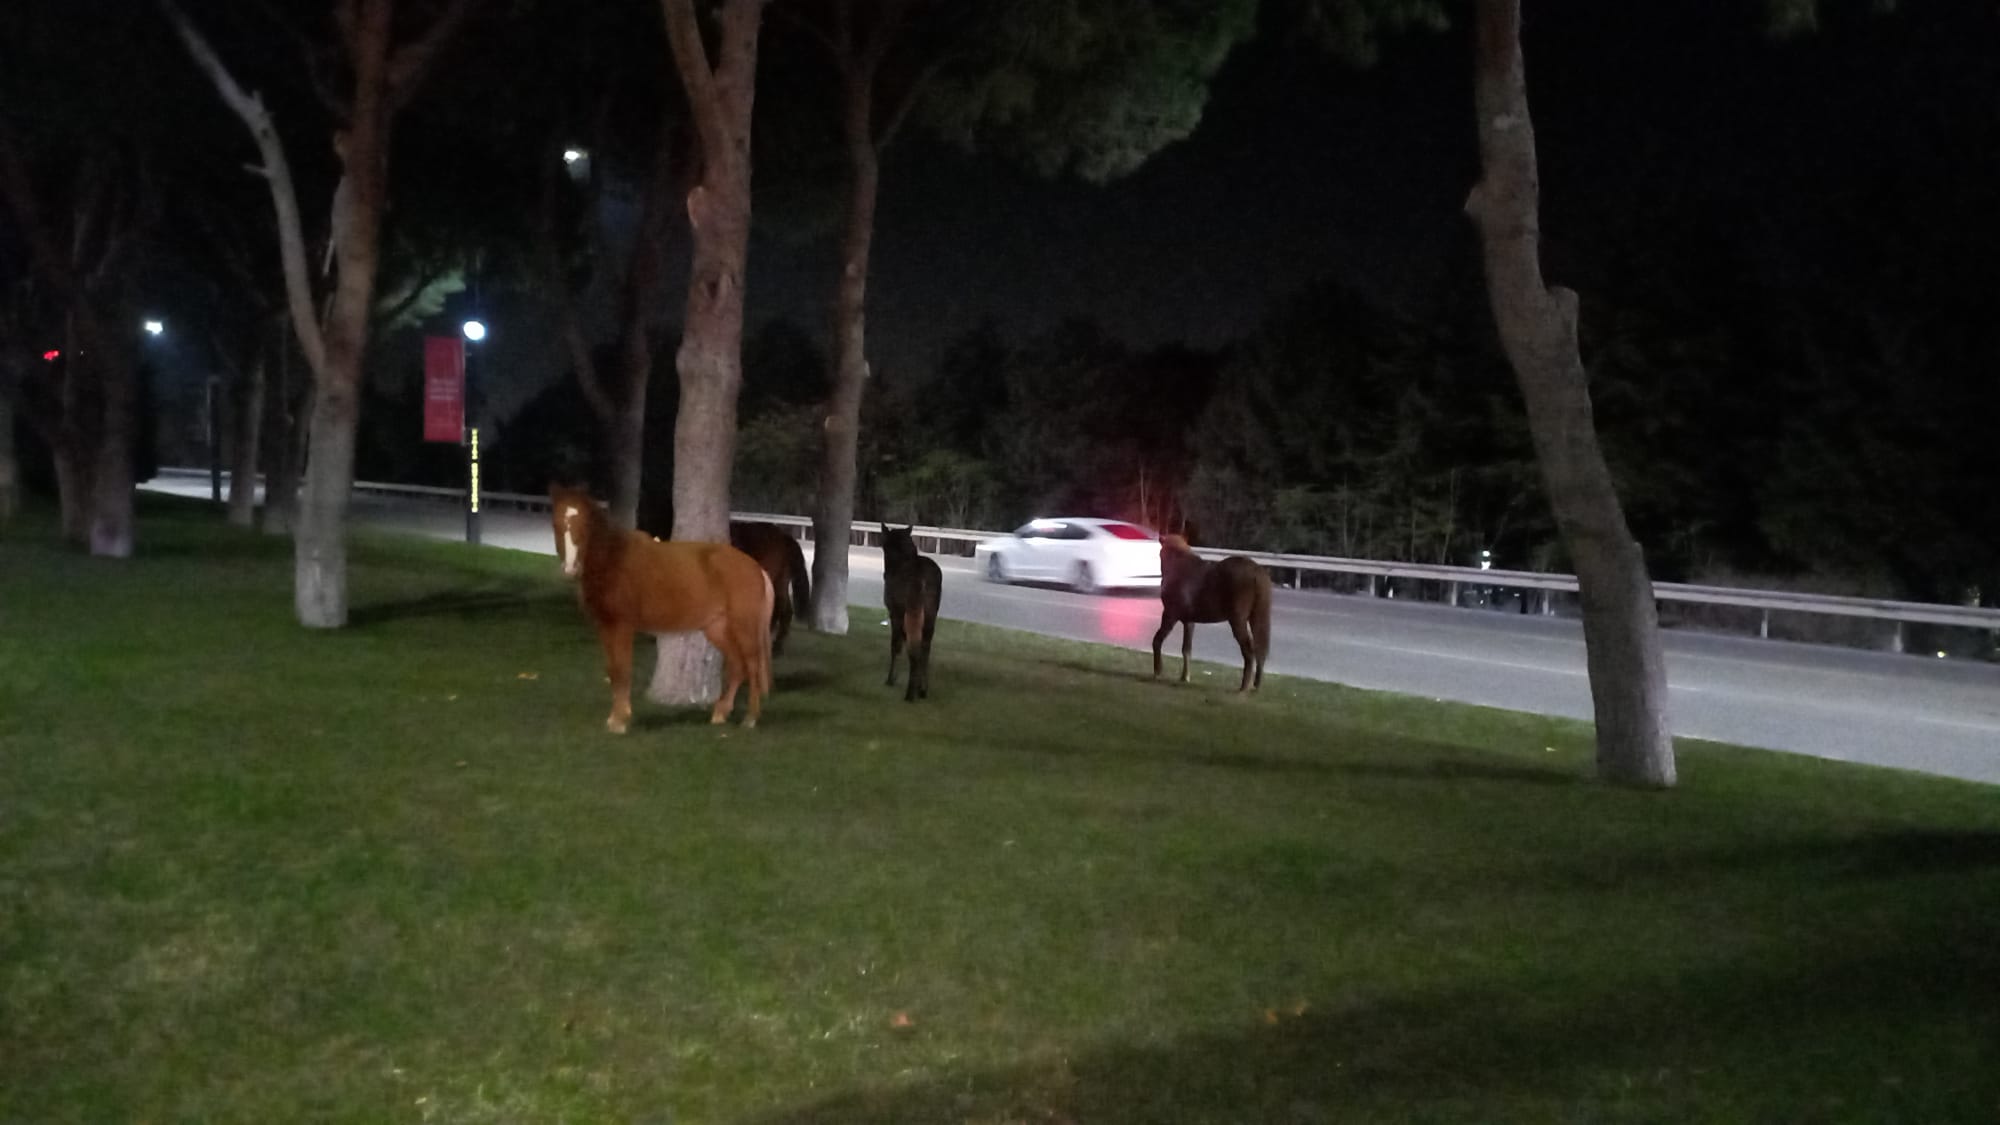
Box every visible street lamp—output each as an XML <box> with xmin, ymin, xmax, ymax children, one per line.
<box><xmin>561</xmin><ymin>148</ymin><xmax>584</xmax><ymax>165</ymax></box>
<box><xmin>461</xmin><ymin>318</ymin><xmax>485</xmax><ymax>545</ymax></box>
<box><xmin>142</xmin><ymin>318</ymin><xmax>164</xmax><ymax>336</ymax></box>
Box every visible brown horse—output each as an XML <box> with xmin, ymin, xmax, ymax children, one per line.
<box><xmin>881</xmin><ymin>524</ymin><xmax>942</xmax><ymax>702</ymax></box>
<box><xmin>1152</xmin><ymin>533</ymin><xmax>1272</xmax><ymax>692</ymax></box>
<box><xmin>550</xmin><ymin>485</ymin><xmax>773</xmax><ymax>732</ymax></box>
<box><xmin>729</xmin><ymin>521</ymin><xmax>811</xmax><ymax>656</ymax></box>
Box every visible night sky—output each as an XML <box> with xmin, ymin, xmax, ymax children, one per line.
<box><xmin>730</xmin><ymin>0</ymin><xmax>1996</xmax><ymax>384</ymax></box>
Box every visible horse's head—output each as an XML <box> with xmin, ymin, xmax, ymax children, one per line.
<box><xmin>881</xmin><ymin>523</ymin><xmax>917</xmax><ymax>559</ymax></box>
<box><xmin>1159</xmin><ymin>534</ymin><xmax>1194</xmax><ymax>577</ymax></box>
<box><xmin>549</xmin><ymin>486</ymin><xmax>597</xmax><ymax>578</ymax></box>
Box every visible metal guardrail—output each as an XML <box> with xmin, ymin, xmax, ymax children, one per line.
<box><xmin>157</xmin><ymin>468</ymin><xmax>2000</xmax><ymax>641</ymax></box>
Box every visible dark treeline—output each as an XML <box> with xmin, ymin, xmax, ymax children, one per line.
<box><xmin>454</xmin><ymin>151</ymin><xmax>1995</xmax><ymax>607</ymax></box>
<box><xmin>18</xmin><ymin>0</ymin><xmax>1988</xmax><ymax>617</ymax></box>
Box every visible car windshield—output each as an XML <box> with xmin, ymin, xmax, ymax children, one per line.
<box><xmin>1100</xmin><ymin>522</ymin><xmax>1157</xmax><ymax>541</ymax></box>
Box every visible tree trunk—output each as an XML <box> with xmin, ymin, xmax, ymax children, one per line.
<box><xmin>86</xmin><ymin>345</ymin><xmax>136</xmax><ymax>557</ymax></box>
<box><xmin>651</xmin><ymin>0</ymin><xmax>766</xmax><ymax>704</ymax></box>
<box><xmin>292</xmin><ymin>1</ymin><xmax>393</xmax><ymax>629</ymax></box>
<box><xmin>0</xmin><ymin>392</ymin><xmax>16</xmax><ymax>524</ymax></box>
<box><xmin>53</xmin><ymin>444</ymin><xmax>90</xmax><ymax>543</ymax></box>
<box><xmin>54</xmin><ymin>317</ymin><xmax>95</xmax><ymax>546</ymax></box>
<box><xmin>1465</xmin><ymin>0</ymin><xmax>1674</xmax><ymax>788</ymax></box>
<box><xmin>809</xmin><ymin>66</ymin><xmax>881</xmax><ymax>636</ymax></box>
<box><xmin>604</xmin><ymin>127</ymin><xmax>677</xmax><ymax>530</ymax></box>
<box><xmin>0</xmin><ymin>135</ymin><xmax>134</xmax><ymax>555</ymax></box>
<box><xmin>263</xmin><ymin>333</ymin><xmax>302</xmax><ymax>535</ymax></box>
<box><xmin>167</xmin><ymin>0</ymin><xmax>474</xmax><ymax>614</ymax></box>
<box><xmin>228</xmin><ymin>345</ymin><xmax>264</xmax><ymax>527</ymax></box>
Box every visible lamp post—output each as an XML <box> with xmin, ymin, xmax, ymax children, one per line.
<box><xmin>462</xmin><ymin>319</ymin><xmax>485</xmax><ymax>545</ymax></box>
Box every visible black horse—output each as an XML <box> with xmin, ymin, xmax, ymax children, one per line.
<box><xmin>729</xmin><ymin>521</ymin><xmax>811</xmax><ymax>656</ymax></box>
<box><xmin>1152</xmin><ymin>534</ymin><xmax>1272</xmax><ymax>692</ymax></box>
<box><xmin>881</xmin><ymin>524</ymin><xmax>942</xmax><ymax>702</ymax></box>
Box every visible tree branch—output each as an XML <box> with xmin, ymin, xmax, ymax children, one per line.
<box><xmin>0</xmin><ymin>120</ymin><xmax>87</xmax><ymax>309</ymax></box>
<box><xmin>386</xmin><ymin>0</ymin><xmax>486</xmax><ymax>111</ymax></box>
<box><xmin>335</xmin><ymin>0</ymin><xmax>362</xmax><ymax>64</ymax></box>
<box><xmin>658</xmin><ymin>0</ymin><xmax>732</xmax><ymax>162</ymax></box>
<box><xmin>249</xmin><ymin>0</ymin><xmax>348</xmax><ymax>114</ymax></box>
<box><xmin>877</xmin><ymin>53</ymin><xmax>943</xmax><ymax>152</ymax></box>
<box><xmin>768</xmin><ymin>1</ymin><xmax>844</xmax><ymax>67</ymax></box>
<box><xmin>860</xmin><ymin>0</ymin><xmax>915</xmax><ymax>75</ymax></box>
<box><xmin>160</xmin><ymin>0</ymin><xmax>328</xmax><ymax>379</ymax></box>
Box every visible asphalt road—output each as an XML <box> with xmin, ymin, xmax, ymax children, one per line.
<box><xmin>145</xmin><ymin>479</ymin><xmax>2000</xmax><ymax>786</ymax></box>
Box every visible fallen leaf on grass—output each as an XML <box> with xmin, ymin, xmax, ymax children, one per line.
<box><xmin>890</xmin><ymin>1011</ymin><xmax>915</xmax><ymax>1029</ymax></box>
<box><xmin>518</xmin><ymin>672</ymin><xmax>540</xmax><ymax>680</ymax></box>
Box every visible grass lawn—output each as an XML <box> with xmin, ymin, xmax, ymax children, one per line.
<box><xmin>3</xmin><ymin>496</ymin><xmax>1998</xmax><ymax>1124</ymax></box>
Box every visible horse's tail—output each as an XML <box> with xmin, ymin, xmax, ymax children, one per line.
<box><xmin>758</xmin><ymin>569</ymin><xmax>775</xmax><ymax>696</ymax></box>
<box><xmin>785</xmin><ymin>534</ymin><xmax>811</xmax><ymax>620</ymax></box>
<box><xmin>1253</xmin><ymin>573</ymin><xmax>1273</xmax><ymax>663</ymax></box>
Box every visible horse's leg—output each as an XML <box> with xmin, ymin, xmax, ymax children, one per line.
<box><xmin>902</xmin><ymin>605</ymin><xmax>926</xmax><ymax>703</ymax></box>
<box><xmin>1180</xmin><ymin>621</ymin><xmax>1195</xmax><ymax>683</ymax></box>
<box><xmin>599</xmin><ymin>622</ymin><xmax>636</xmax><ymax>734</ymax></box>
<box><xmin>726</xmin><ymin>610</ymin><xmax>767</xmax><ymax>727</ymax></box>
<box><xmin>1252</xmin><ymin>583</ymin><xmax>1271</xmax><ymax>692</ymax></box>
<box><xmin>886</xmin><ymin>609</ymin><xmax>905</xmax><ymax>687</ymax></box>
<box><xmin>1228</xmin><ymin>613</ymin><xmax>1256</xmax><ymax>693</ymax></box>
<box><xmin>742</xmin><ymin>576</ymin><xmax>772</xmax><ymax>726</ymax></box>
<box><xmin>1151</xmin><ymin>612</ymin><xmax>1176</xmax><ymax>679</ymax></box>
<box><xmin>704</xmin><ymin>619</ymin><xmax>745</xmax><ymax>725</ymax></box>
<box><xmin>771</xmin><ymin>577</ymin><xmax>791</xmax><ymax>657</ymax></box>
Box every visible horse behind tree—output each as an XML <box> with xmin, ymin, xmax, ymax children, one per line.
<box><xmin>1152</xmin><ymin>533</ymin><xmax>1272</xmax><ymax>692</ymax></box>
<box><xmin>729</xmin><ymin>521</ymin><xmax>811</xmax><ymax>655</ymax></box>
<box><xmin>881</xmin><ymin>524</ymin><xmax>942</xmax><ymax>702</ymax></box>
<box><xmin>550</xmin><ymin>485</ymin><xmax>773</xmax><ymax>732</ymax></box>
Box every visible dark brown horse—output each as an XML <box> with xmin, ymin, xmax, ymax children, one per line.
<box><xmin>881</xmin><ymin>524</ymin><xmax>942</xmax><ymax>702</ymax></box>
<box><xmin>729</xmin><ymin>521</ymin><xmax>811</xmax><ymax>655</ymax></box>
<box><xmin>550</xmin><ymin>486</ymin><xmax>773</xmax><ymax>732</ymax></box>
<box><xmin>1152</xmin><ymin>533</ymin><xmax>1272</xmax><ymax>692</ymax></box>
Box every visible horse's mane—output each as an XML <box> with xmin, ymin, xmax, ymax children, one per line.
<box><xmin>1160</xmin><ymin>533</ymin><xmax>1193</xmax><ymax>555</ymax></box>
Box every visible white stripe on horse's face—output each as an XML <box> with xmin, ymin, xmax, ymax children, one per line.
<box><xmin>560</xmin><ymin>506</ymin><xmax>582</xmax><ymax>577</ymax></box>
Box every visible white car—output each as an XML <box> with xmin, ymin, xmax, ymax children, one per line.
<box><xmin>974</xmin><ymin>517</ymin><xmax>1162</xmax><ymax>593</ymax></box>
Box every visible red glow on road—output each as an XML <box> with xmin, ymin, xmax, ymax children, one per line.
<box><xmin>1095</xmin><ymin>594</ymin><xmax>1156</xmax><ymax>644</ymax></box>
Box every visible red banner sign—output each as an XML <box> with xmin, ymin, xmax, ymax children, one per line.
<box><xmin>423</xmin><ymin>336</ymin><xmax>465</xmax><ymax>443</ymax></box>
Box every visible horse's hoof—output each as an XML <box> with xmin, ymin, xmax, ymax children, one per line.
<box><xmin>709</xmin><ymin>713</ymin><xmax>727</xmax><ymax>725</ymax></box>
<box><xmin>606</xmin><ymin>716</ymin><xmax>629</xmax><ymax>734</ymax></box>
<box><xmin>742</xmin><ymin>718</ymin><xmax>757</xmax><ymax>729</ymax></box>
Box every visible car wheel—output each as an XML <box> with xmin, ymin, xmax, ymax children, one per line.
<box><xmin>987</xmin><ymin>554</ymin><xmax>1008</xmax><ymax>583</ymax></box>
<box><xmin>1071</xmin><ymin>561</ymin><xmax>1098</xmax><ymax>595</ymax></box>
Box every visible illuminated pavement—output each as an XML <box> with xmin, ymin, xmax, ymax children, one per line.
<box><xmin>144</xmin><ymin>476</ymin><xmax>2000</xmax><ymax>785</ymax></box>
